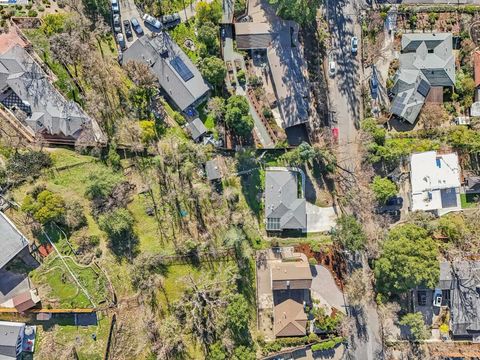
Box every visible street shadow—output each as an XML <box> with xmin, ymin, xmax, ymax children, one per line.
<box><xmin>388</xmin><ymin>116</ymin><xmax>417</xmax><ymax>132</ymax></box>
<box><xmin>351</xmin><ymin>306</ymin><xmax>369</xmax><ymax>342</ymax></box>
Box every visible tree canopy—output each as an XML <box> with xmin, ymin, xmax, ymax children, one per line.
<box><xmin>332</xmin><ymin>214</ymin><xmax>366</xmax><ymax>252</ymax></box>
<box><xmin>269</xmin><ymin>0</ymin><xmax>320</xmax><ymax>25</ymax></box>
<box><xmin>399</xmin><ymin>312</ymin><xmax>428</xmax><ymax>341</ymax></box>
<box><xmin>224</xmin><ymin>95</ymin><xmax>254</xmax><ymax>138</ymax></box>
<box><xmin>98</xmin><ymin>208</ymin><xmax>138</xmax><ymax>257</ymax></box>
<box><xmin>375</xmin><ymin>224</ymin><xmax>439</xmax><ymax>295</ymax></box>
<box><xmin>197</xmin><ymin>56</ymin><xmax>227</xmax><ymax>90</ymax></box>
<box><xmin>226</xmin><ymin>294</ymin><xmax>251</xmax><ymax>342</ymax></box>
<box><xmin>22</xmin><ymin>189</ymin><xmax>66</xmax><ymax>225</ymax></box>
<box><xmin>370</xmin><ymin>176</ymin><xmax>397</xmax><ymax>204</ymax></box>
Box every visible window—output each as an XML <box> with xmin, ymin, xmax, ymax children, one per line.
<box><xmin>267</xmin><ymin>218</ymin><xmax>280</xmax><ymax>230</ymax></box>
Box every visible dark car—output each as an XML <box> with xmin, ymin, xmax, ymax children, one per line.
<box><xmin>123</xmin><ymin>20</ymin><xmax>133</xmax><ymax>40</ymax></box>
<box><xmin>386</xmin><ymin>196</ymin><xmax>403</xmax><ymax>207</ymax></box>
<box><xmin>113</xmin><ymin>14</ymin><xmax>121</xmax><ymax>33</ymax></box>
<box><xmin>131</xmin><ymin>17</ymin><xmax>143</xmax><ymax>36</ymax></box>
<box><xmin>161</xmin><ymin>13</ymin><xmax>180</xmax><ymax>28</ymax></box>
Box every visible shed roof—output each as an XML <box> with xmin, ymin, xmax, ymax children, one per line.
<box><xmin>0</xmin><ymin>212</ymin><xmax>29</xmax><ymax>269</ymax></box>
<box><xmin>205</xmin><ymin>159</ymin><xmax>221</xmax><ymax>181</ymax></box>
<box><xmin>186</xmin><ymin>118</ymin><xmax>207</xmax><ymax>141</ymax></box>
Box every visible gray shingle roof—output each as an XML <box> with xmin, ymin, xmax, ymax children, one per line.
<box><xmin>186</xmin><ymin>118</ymin><xmax>207</xmax><ymax>141</ymax></box>
<box><xmin>439</xmin><ymin>261</ymin><xmax>480</xmax><ymax>338</ymax></box>
<box><xmin>391</xmin><ymin>33</ymin><xmax>455</xmax><ymax>124</ymax></box>
<box><xmin>0</xmin><ymin>321</ymin><xmax>24</xmax><ymax>359</ymax></box>
<box><xmin>205</xmin><ymin>159</ymin><xmax>221</xmax><ymax>181</ymax></box>
<box><xmin>0</xmin><ymin>212</ymin><xmax>29</xmax><ymax>270</ymax></box>
<box><xmin>122</xmin><ymin>33</ymin><xmax>209</xmax><ymax>111</ymax></box>
<box><xmin>265</xmin><ymin>169</ymin><xmax>306</xmax><ymax>231</ymax></box>
<box><xmin>0</xmin><ymin>45</ymin><xmax>95</xmax><ymax>139</ymax></box>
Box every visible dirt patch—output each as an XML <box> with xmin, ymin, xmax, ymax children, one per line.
<box><xmin>293</xmin><ymin>243</ymin><xmax>346</xmax><ymax>290</ymax></box>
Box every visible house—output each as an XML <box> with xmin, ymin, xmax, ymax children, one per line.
<box><xmin>271</xmin><ymin>251</ymin><xmax>312</xmax><ymax>338</ymax></box>
<box><xmin>0</xmin><ymin>211</ymin><xmax>30</xmax><ymax>271</ymax></box>
<box><xmin>264</xmin><ymin>168</ymin><xmax>306</xmax><ymax>232</ymax></box>
<box><xmin>0</xmin><ymin>45</ymin><xmax>105</xmax><ymax>145</ymax></box>
<box><xmin>464</xmin><ymin>175</ymin><xmax>480</xmax><ymax>194</ymax></box>
<box><xmin>390</xmin><ymin>33</ymin><xmax>455</xmax><ymax>124</ymax></box>
<box><xmin>122</xmin><ymin>33</ymin><xmax>210</xmax><ymax>112</ymax></box>
<box><xmin>0</xmin><ymin>321</ymin><xmax>25</xmax><ymax>359</ymax></box>
<box><xmin>185</xmin><ymin>118</ymin><xmax>207</xmax><ymax>142</ymax></box>
<box><xmin>234</xmin><ymin>20</ymin><xmax>309</xmax><ymax>129</ymax></box>
<box><xmin>274</xmin><ymin>299</ymin><xmax>308</xmax><ymax>337</ymax></box>
<box><xmin>409</xmin><ymin>151</ymin><xmax>461</xmax><ymax>216</ymax></box>
<box><xmin>205</xmin><ymin>159</ymin><xmax>222</xmax><ymax>182</ymax></box>
<box><xmin>413</xmin><ymin>261</ymin><xmax>480</xmax><ymax>342</ymax></box>
<box><xmin>271</xmin><ymin>253</ymin><xmax>313</xmax><ymax>290</ymax></box>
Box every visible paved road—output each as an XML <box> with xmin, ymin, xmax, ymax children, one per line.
<box><xmin>326</xmin><ymin>0</ymin><xmax>362</xmax><ymax>172</ymax></box>
<box><xmin>325</xmin><ymin>0</ymin><xmax>383</xmax><ymax>359</ymax></box>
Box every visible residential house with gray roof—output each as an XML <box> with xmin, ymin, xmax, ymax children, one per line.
<box><xmin>0</xmin><ymin>45</ymin><xmax>105</xmax><ymax>145</ymax></box>
<box><xmin>390</xmin><ymin>33</ymin><xmax>455</xmax><ymax>124</ymax></box>
<box><xmin>0</xmin><ymin>321</ymin><xmax>25</xmax><ymax>359</ymax></box>
<box><xmin>265</xmin><ymin>168</ymin><xmax>306</xmax><ymax>231</ymax></box>
<box><xmin>0</xmin><ymin>211</ymin><xmax>29</xmax><ymax>271</ymax></box>
<box><xmin>122</xmin><ymin>33</ymin><xmax>210</xmax><ymax>112</ymax></box>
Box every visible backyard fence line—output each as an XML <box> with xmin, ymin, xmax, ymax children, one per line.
<box><xmin>104</xmin><ymin>313</ymin><xmax>117</xmax><ymax>360</ymax></box>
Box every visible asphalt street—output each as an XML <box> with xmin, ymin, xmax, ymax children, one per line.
<box><xmin>325</xmin><ymin>0</ymin><xmax>384</xmax><ymax>359</ymax></box>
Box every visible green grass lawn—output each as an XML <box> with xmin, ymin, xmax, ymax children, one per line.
<box><xmin>460</xmin><ymin>193</ymin><xmax>479</xmax><ymax>208</ymax></box>
<box><xmin>169</xmin><ymin>21</ymin><xmax>198</xmax><ymax>62</ymax></box>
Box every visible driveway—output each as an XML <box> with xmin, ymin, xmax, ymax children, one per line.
<box><xmin>311</xmin><ymin>265</ymin><xmax>347</xmax><ymax>314</ymax></box>
<box><xmin>305</xmin><ymin>203</ymin><xmax>336</xmax><ymax>233</ymax></box>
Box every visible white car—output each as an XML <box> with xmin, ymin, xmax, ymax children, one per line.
<box><xmin>111</xmin><ymin>0</ymin><xmax>119</xmax><ymax>13</ymax></box>
<box><xmin>116</xmin><ymin>33</ymin><xmax>126</xmax><ymax>50</ymax></box>
<box><xmin>143</xmin><ymin>13</ymin><xmax>162</xmax><ymax>30</ymax></box>
<box><xmin>328</xmin><ymin>59</ymin><xmax>336</xmax><ymax>77</ymax></box>
<box><xmin>351</xmin><ymin>36</ymin><xmax>358</xmax><ymax>54</ymax></box>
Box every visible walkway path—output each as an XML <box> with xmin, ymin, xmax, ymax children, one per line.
<box><xmin>222</xmin><ymin>27</ymin><xmax>274</xmax><ymax>148</ymax></box>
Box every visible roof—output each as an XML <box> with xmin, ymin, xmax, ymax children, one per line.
<box><xmin>205</xmin><ymin>159</ymin><xmax>221</xmax><ymax>181</ymax></box>
<box><xmin>274</xmin><ymin>299</ymin><xmax>307</xmax><ymax>337</ymax></box>
<box><xmin>0</xmin><ymin>212</ymin><xmax>29</xmax><ymax>270</ymax></box>
<box><xmin>234</xmin><ymin>20</ymin><xmax>309</xmax><ymax>128</ymax></box>
<box><xmin>271</xmin><ymin>252</ymin><xmax>312</xmax><ymax>282</ymax></box>
<box><xmin>475</xmin><ymin>51</ymin><xmax>480</xmax><ymax>87</ymax></box>
<box><xmin>0</xmin><ymin>45</ymin><xmax>101</xmax><ymax>141</ymax></box>
<box><xmin>465</xmin><ymin>175</ymin><xmax>480</xmax><ymax>192</ymax></box>
<box><xmin>186</xmin><ymin>118</ymin><xmax>207</xmax><ymax>141</ymax></box>
<box><xmin>391</xmin><ymin>33</ymin><xmax>455</xmax><ymax>124</ymax></box>
<box><xmin>410</xmin><ymin>151</ymin><xmax>461</xmax><ymax>213</ymax></box>
<box><xmin>265</xmin><ymin>168</ymin><xmax>306</xmax><ymax>231</ymax></box>
<box><xmin>438</xmin><ymin>261</ymin><xmax>480</xmax><ymax>337</ymax></box>
<box><xmin>122</xmin><ymin>33</ymin><xmax>209</xmax><ymax>111</ymax></box>
<box><xmin>0</xmin><ymin>321</ymin><xmax>24</xmax><ymax>359</ymax></box>
<box><xmin>12</xmin><ymin>290</ymin><xmax>40</xmax><ymax>313</ymax></box>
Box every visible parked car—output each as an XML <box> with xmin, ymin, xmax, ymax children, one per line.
<box><xmin>131</xmin><ymin>17</ymin><xmax>144</xmax><ymax>35</ymax></box>
<box><xmin>116</xmin><ymin>33</ymin><xmax>126</xmax><ymax>50</ymax></box>
<box><xmin>123</xmin><ymin>20</ymin><xmax>133</xmax><ymax>40</ymax></box>
<box><xmin>328</xmin><ymin>57</ymin><xmax>336</xmax><ymax>77</ymax></box>
<box><xmin>385</xmin><ymin>196</ymin><xmax>403</xmax><ymax>207</ymax></box>
<box><xmin>143</xmin><ymin>13</ymin><xmax>162</xmax><ymax>30</ymax></box>
<box><xmin>433</xmin><ymin>289</ymin><xmax>442</xmax><ymax>307</ymax></box>
<box><xmin>351</xmin><ymin>36</ymin><xmax>358</xmax><ymax>54</ymax></box>
<box><xmin>161</xmin><ymin>13</ymin><xmax>180</xmax><ymax>28</ymax></box>
<box><xmin>111</xmin><ymin>0</ymin><xmax>119</xmax><ymax>13</ymax></box>
<box><xmin>113</xmin><ymin>14</ymin><xmax>121</xmax><ymax>33</ymax></box>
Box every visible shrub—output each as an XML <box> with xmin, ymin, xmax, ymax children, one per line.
<box><xmin>27</xmin><ymin>9</ymin><xmax>37</xmax><ymax>17</ymax></box>
<box><xmin>21</xmin><ymin>190</ymin><xmax>65</xmax><ymax>225</ymax></box>
<box><xmin>173</xmin><ymin>112</ymin><xmax>186</xmax><ymax>125</ymax></box>
<box><xmin>311</xmin><ymin>337</ymin><xmax>343</xmax><ymax>352</ymax></box>
<box><xmin>308</xmin><ymin>257</ymin><xmax>318</xmax><ymax>265</ymax></box>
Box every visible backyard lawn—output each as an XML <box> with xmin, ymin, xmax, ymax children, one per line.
<box><xmin>461</xmin><ymin>193</ymin><xmax>479</xmax><ymax>208</ymax></box>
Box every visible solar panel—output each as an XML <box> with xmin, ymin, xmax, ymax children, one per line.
<box><xmin>170</xmin><ymin>56</ymin><xmax>194</xmax><ymax>82</ymax></box>
<box><xmin>417</xmin><ymin>79</ymin><xmax>430</xmax><ymax>98</ymax></box>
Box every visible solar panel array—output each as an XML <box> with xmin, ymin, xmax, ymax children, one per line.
<box><xmin>391</xmin><ymin>97</ymin><xmax>405</xmax><ymax>115</ymax></box>
<box><xmin>170</xmin><ymin>56</ymin><xmax>194</xmax><ymax>82</ymax></box>
<box><xmin>417</xmin><ymin>79</ymin><xmax>430</xmax><ymax>98</ymax></box>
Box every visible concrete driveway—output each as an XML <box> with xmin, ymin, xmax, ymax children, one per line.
<box><xmin>311</xmin><ymin>265</ymin><xmax>347</xmax><ymax>314</ymax></box>
<box><xmin>305</xmin><ymin>203</ymin><xmax>337</xmax><ymax>233</ymax></box>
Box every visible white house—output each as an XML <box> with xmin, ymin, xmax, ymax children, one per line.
<box><xmin>0</xmin><ymin>321</ymin><xmax>25</xmax><ymax>359</ymax></box>
<box><xmin>410</xmin><ymin>151</ymin><xmax>461</xmax><ymax>216</ymax></box>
